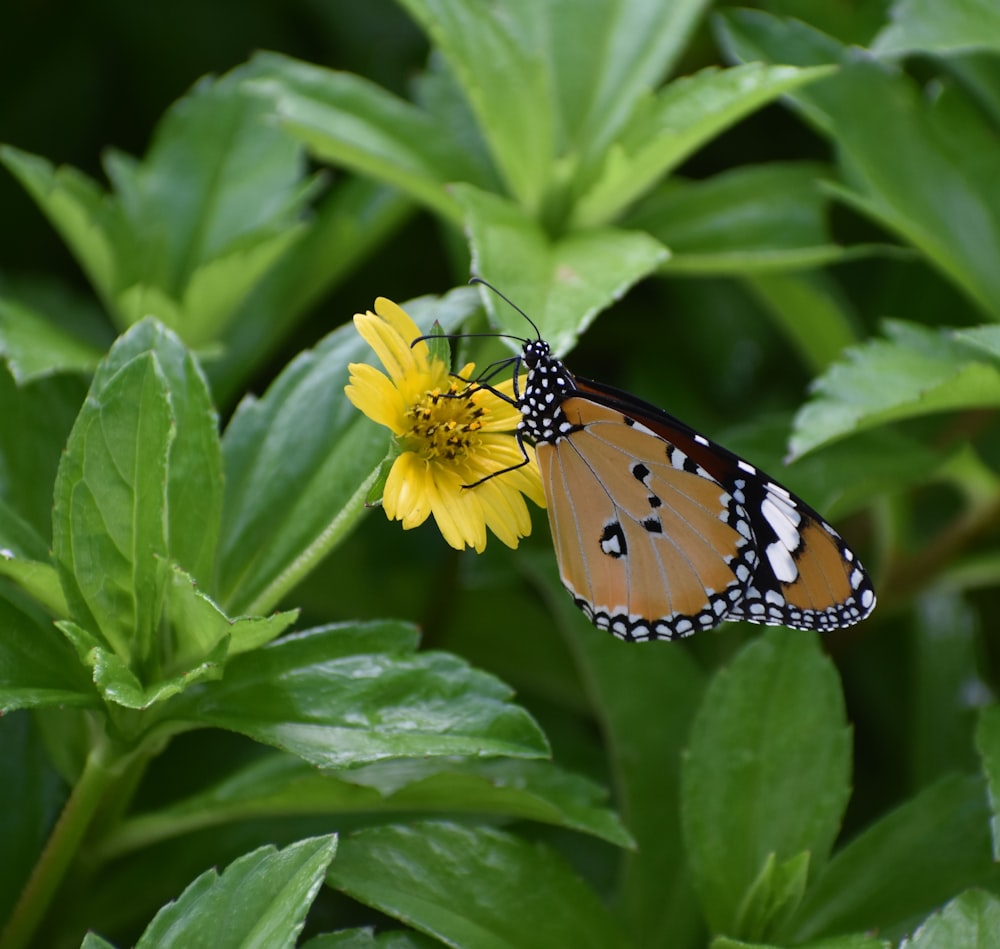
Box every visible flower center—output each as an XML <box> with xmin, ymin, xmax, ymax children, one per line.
<box><xmin>405</xmin><ymin>383</ymin><xmax>486</xmax><ymax>461</ymax></box>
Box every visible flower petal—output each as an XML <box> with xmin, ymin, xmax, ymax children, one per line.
<box><xmin>427</xmin><ymin>464</ymin><xmax>487</xmax><ymax>552</ymax></box>
<box><xmin>384</xmin><ymin>453</ymin><xmax>431</xmax><ymax>529</ymax></box>
<box><xmin>345</xmin><ymin>363</ymin><xmax>409</xmax><ymax>434</ymax></box>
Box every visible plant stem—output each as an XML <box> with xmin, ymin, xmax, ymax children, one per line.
<box><xmin>0</xmin><ymin>738</ymin><xmax>122</xmax><ymax>949</ymax></box>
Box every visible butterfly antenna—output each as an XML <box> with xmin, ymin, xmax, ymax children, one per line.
<box><xmin>470</xmin><ymin>276</ymin><xmax>542</xmax><ymax>341</ymax></box>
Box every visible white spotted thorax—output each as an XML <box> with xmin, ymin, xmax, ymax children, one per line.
<box><xmin>512</xmin><ymin>336</ymin><xmax>876</xmax><ymax>641</ymax></box>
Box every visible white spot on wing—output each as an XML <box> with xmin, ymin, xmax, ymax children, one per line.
<box><xmin>766</xmin><ymin>540</ymin><xmax>798</xmax><ymax>583</ymax></box>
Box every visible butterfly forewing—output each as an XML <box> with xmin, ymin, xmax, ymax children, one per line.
<box><xmin>516</xmin><ymin>341</ymin><xmax>875</xmax><ymax>639</ymax></box>
<box><xmin>538</xmin><ymin>399</ymin><xmax>754</xmax><ymax>640</ymax></box>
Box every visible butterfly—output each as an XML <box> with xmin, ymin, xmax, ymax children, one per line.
<box><xmin>469</xmin><ymin>281</ymin><xmax>876</xmax><ymax>641</ymax></box>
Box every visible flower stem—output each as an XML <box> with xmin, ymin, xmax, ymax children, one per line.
<box><xmin>0</xmin><ymin>738</ymin><xmax>122</xmax><ymax>949</ymax></box>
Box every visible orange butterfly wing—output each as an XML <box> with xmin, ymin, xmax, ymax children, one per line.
<box><xmin>528</xmin><ymin>372</ymin><xmax>874</xmax><ymax>640</ymax></box>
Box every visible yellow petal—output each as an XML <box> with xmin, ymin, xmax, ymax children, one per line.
<box><xmin>427</xmin><ymin>464</ymin><xmax>487</xmax><ymax>552</ymax></box>
<box><xmin>345</xmin><ymin>363</ymin><xmax>409</xmax><ymax>434</ymax></box>
<box><xmin>384</xmin><ymin>453</ymin><xmax>430</xmax><ymax>529</ymax></box>
<box><xmin>475</xmin><ymin>477</ymin><xmax>532</xmax><ymax>548</ymax></box>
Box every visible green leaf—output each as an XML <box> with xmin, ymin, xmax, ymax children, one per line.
<box><xmin>736</xmin><ymin>851</ymin><xmax>810</xmax><ymax>942</ymax></box>
<box><xmin>0</xmin><ymin>293</ymin><xmax>102</xmax><ymax>382</ymax></box>
<box><xmin>0</xmin><ymin>366</ymin><xmax>88</xmax><ymax>543</ymax></box>
<box><xmin>0</xmin><ymin>595</ymin><xmax>93</xmax><ymax>712</ymax></box>
<box><xmin>0</xmin><ymin>552</ymin><xmax>67</xmax><ymax>618</ymax></box>
<box><xmin>536</xmin><ymin>553</ymin><xmax>706</xmax><ymax>947</ymax></box>
<box><xmin>975</xmin><ymin>706</ymin><xmax>1000</xmax><ymax>860</ymax></box>
<box><xmin>0</xmin><ymin>146</ymin><xmax>119</xmax><ymax>312</ymax></box>
<box><xmin>57</xmin><ymin>618</ymin><xmax>226</xmax><ymax>710</ymax></box>
<box><xmin>165</xmin><ymin>565</ymin><xmax>298</xmax><ymax>671</ymax></box>
<box><xmin>105</xmin><ymin>753</ymin><xmax>630</xmax><ymax>861</ymax></box>
<box><xmin>682</xmin><ymin>629</ymin><xmax>851</xmax><ymax>938</ymax></box>
<box><xmin>246</xmin><ymin>52</ymin><xmax>476</xmax><ymax>224</ymax></box>
<box><xmin>872</xmin><ymin>0</ymin><xmax>1000</xmax><ymax>56</ymax></box>
<box><xmin>742</xmin><ymin>271</ymin><xmax>863</xmax><ymax>374</ymax></box>
<box><xmin>170</xmin><ymin>623</ymin><xmax>548</xmax><ymax>768</ymax></box>
<box><xmin>2</xmin><ymin>71</ymin><xmax>313</xmax><ymax>344</ymax></box>
<box><xmin>209</xmin><ymin>175</ymin><xmax>413</xmax><ymax>405</ymax></box>
<box><xmin>790</xmin><ymin>320</ymin><xmax>1000</xmax><ymax>458</ymax></box>
<box><xmin>572</xmin><ymin>63</ymin><xmax>835</xmax><ymax>228</ymax></box>
<box><xmin>549</xmin><ymin>0</ymin><xmax>714</xmax><ymax>170</ymax></box>
<box><xmin>0</xmin><ymin>713</ymin><xmax>68</xmax><ymax>925</ymax></box>
<box><xmin>910</xmin><ymin>592</ymin><xmax>984</xmax><ymax>787</ymax></box>
<box><xmin>954</xmin><ymin>325</ymin><xmax>1000</xmax><ymax>361</ymax></box>
<box><xmin>456</xmin><ymin>185</ymin><xmax>668</xmax><ymax>356</ymax></box>
<box><xmin>629</xmin><ymin>163</ymin><xmax>870</xmax><ymax>277</ymax></box>
<box><xmin>216</xmin><ymin>287</ymin><xmax>480</xmax><ymax>616</ymax></box>
<box><xmin>81</xmin><ymin>935</ymin><xmax>117</xmax><ymax>949</ymax></box>
<box><xmin>302</xmin><ymin>929</ymin><xmax>438</xmax><ymax>949</ymax></box>
<box><xmin>718</xmin><ymin>11</ymin><xmax>1000</xmax><ymax>320</ymax></box>
<box><xmin>98</xmin><ymin>318</ymin><xmax>222</xmax><ymax>586</ymax></box>
<box><xmin>52</xmin><ymin>346</ymin><xmax>173</xmax><ymax>664</ymax></box>
<box><xmin>900</xmin><ymin>889</ymin><xmax>1000</xmax><ymax>949</ymax></box>
<box><xmin>328</xmin><ymin>822</ymin><xmax>628</xmax><ymax>949</ymax></box>
<box><xmin>134</xmin><ymin>834</ymin><xmax>337</xmax><ymax>949</ymax></box>
<box><xmin>786</xmin><ymin>775</ymin><xmax>1000</xmax><ymax>942</ymax></box>
<box><xmin>712</xmin><ymin>936</ymin><xmax>890</xmax><ymax>949</ymax></box>
<box><xmin>395</xmin><ymin>0</ymin><xmax>557</xmax><ymax>214</ymax></box>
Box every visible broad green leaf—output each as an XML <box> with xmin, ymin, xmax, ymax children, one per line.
<box><xmin>682</xmin><ymin>629</ymin><xmax>851</xmax><ymax>938</ymax></box>
<box><xmin>718</xmin><ymin>11</ymin><xmax>1000</xmax><ymax>320</ymax></box>
<box><xmin>396</xmin><ymin>0</ymin><xmax>557</xmax><ymax>214</ymax></box>
<box><xmin>0</xmin><ymin>595</ymin><xmax>94</xmax><ymax>712</ymax></box>
<box><xmin>328</xmin><ymin>822</ymin><xmax>628</xmax><ymax>949</ymax></box>
<box><xmin>95</xmin><ymin>319</ymin><xmax>222</xmax><ymax>586</ymax></box>
<box><xmin>628</xmin><ymin>163</ymin><xmax>869</xmax><ymax>277</ymax></box>
<box><xmin>456</xmin><ymin>185</ymin><xmax>668</xmax><ymax>356</ymax></box>
<box><xmin>551</xmin><ymin>0</ymin><xmax>713</xmax><ymax>169</ymax></box>
<box><xmin>873</xmin><ymin>0</ymin><xmax>1000</xmax><ymax>56</ymax></box>
<box><xmin>975</xmin><ymin>706</ymin><xmax>1000</xmax><ymax>860</ymax></box>
<box><xmin>572</xmin><ymin>63</ymin><xmax>834</xmax><ymax>228</ymax></box>
<box><xmin>216</xmin><ymin>287</ymin><xmax>479</xmax><ymax>616</ymax></box>
<box><xmin>106</xmin><ymin>752</ymin><xmax>630</xmax><ymax>860</ymax></box>
<box><xmin>0</xmin><ymin>366</ymin><xmax>87</xmax><ymax>543</ymax></box>
<box><xmin>134</xmin><ymin>834</ymin><xmax>337</xmax><ymax>949</ymax></box>
<box><xmin>900</xmin><ymin>889</ymin><xmax>1000</xmax><ymax>949</ymax></box>
<box><xmin>115</xmin><ymin>227</ymin><xmax>307</xmax><ymax>349</ymax></box>
<box><xmin>170</xmin><ymin>623</ymin><xmax>548</xmax><ymax>767</ymax></box>
<box><xmin>536</xmin><ymin>551</ymin><xmax>706</xmax><ymax>947</ymax></box>
<box><xmin>790</xmin><ymin>320</ymin><xmax>1000</xmax><ymax>458</ymax></box>
<box><xmin>0</xmin><ymin>293</ymin><xmax>102</xmax><ymax>381</ymax></box>
<box><xmin>785</xmin><ymin>775</ymin><xmax>1000</xmax><ymax>942</ymax></box>
<box><xmin>52</xmin><ymin>349</ymin><xmax>172</xmax><ymax>663</ymax></box>
<box><xmin>246</xmin><ymin>52</ymin><xmax>479</xmax><ymax>224</ymax></box>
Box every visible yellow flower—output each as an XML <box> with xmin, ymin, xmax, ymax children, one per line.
<box><xmin>345</xmin><ymin>297</ymin><xmax>545</xmax><ymax>552</ymax></box>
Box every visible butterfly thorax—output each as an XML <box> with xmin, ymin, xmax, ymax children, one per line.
<box><xmin>519</xmin><ymin>340</ymin><xmax>579</xmax><ymax>445</ymax></box>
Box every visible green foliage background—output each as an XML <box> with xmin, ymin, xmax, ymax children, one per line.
<box><xmin>3</xmin><ymin>1</ymin><xmax>1000</xmax><ymax>947</ymax></box>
